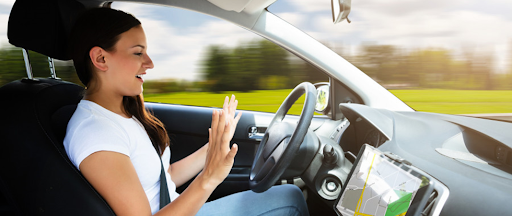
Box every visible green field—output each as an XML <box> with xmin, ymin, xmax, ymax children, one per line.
<box><xmin>144</xmin><ymin>89</ymin><xmax>512</xmax><ymax>115</ymax></box>
<box><xmin>389</xmin><ymin>89</ymin><xmax>512</xmax><ymax>114</ymax></box>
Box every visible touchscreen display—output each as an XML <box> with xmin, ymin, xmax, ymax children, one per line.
<box><xmin>335</xmin><ymin>145</ymin><xmax>430</xmax><ymax>216</ymax></box>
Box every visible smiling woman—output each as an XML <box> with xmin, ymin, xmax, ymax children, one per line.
<box><xmin>3</xmin><ymin>1</ymin><xmax>512</xmax><ymax>216</ymax></box>
<box><xmin>65</xmin><ymin>8</ymin><xmax>175</xmax><ymax>214</ymax></box>
<box><xmin>64</xmin><ymin>7</ymin><xmax>308</xmax><ymax>216</ymax></box>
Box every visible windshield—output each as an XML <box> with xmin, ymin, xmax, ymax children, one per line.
<box><xmin>0</xmin><ymin>1</ymin><xmax>510</xmax><ymax>117</ymax></box>
<box><xmin>267</xmin><ymin>0</ymin><xmax>512</xmax><ymax>116</ymax></box>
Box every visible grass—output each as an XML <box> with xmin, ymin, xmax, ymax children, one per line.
<box><xmin>389</xmin><ymin>89</ymin><xmax>512</xmax><ymax>114</ymax></box>
<box><xmin>144</xmin><ymin>89</ymin><xmax>512</xmax><ymax>115</ymax></box>
<box><xmin>144</xmin><ymin>89</ymin><xmax>307</xmax><ymax>115</ymax></box>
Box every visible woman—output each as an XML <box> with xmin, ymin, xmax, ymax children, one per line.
<box><xmin>64</xmin><ymin>7</ymin><xmax>309</xmax><ymax>216</ymax></box>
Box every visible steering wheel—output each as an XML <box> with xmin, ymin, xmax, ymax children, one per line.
<box><xmin>249</xmin><ymin>82</ymin><xmax>317</xmax><ymax>193</ymax></box>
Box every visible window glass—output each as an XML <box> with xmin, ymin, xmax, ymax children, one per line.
<box><xmin>267</xmin><ymin>0</ymin><xmax>512</xmax><ymax>115</ymax></box>
<box><xmin>112</xmin><ymin>3</ymin><xmax>329</xmax><ymax>115</ymax></box>
<box><xmin>0</xmin><ymin>46</ymin><xmax>81</xmax><ymax>86</ymax></box>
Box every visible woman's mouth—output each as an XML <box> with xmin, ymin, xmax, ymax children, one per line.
<box><xmin>136</xmin><ymin>74</ymin><xmax>144</xmax><ymax>82</ymax></box>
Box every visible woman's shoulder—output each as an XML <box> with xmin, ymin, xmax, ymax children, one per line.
<box><xmin>65</xmin><ymin>100</ymin><xmax>132</xmax><ymax>148</ymax></box>
<box><xmin>68</xmin><ymin>100</ymin><xmax>121</xmax><ymax>132</ymax></box>
<box><xmin>64</xmin><ymin>101</ymin><xmax>133</xmax><ymax>168</ymax></box>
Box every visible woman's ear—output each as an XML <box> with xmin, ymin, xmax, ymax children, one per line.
<box><xmin>89</xmin><ymin>46</ymin><xmax>108</xmax><ymax>71</ymax></box>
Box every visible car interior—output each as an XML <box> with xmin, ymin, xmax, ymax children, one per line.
<box><xmin>2</xmin><ymin>0</ymin><xmax>512</xmax><ymax>216</ymax></box>
<box><xmin>0</xmin><ymin>0</ymin><xmax>329</xmax><ymax>215</ymax></box>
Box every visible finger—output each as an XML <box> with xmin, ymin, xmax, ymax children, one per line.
<box><xmin>221</xmin><ymin>96</ymin><xmax>229</xmax><ymax>124</ymax></box>
<box><xmin>217</xmin><ymin>109</ymin><xmax>227</xmax><ymax>151</ymax></box>
<box><xmin>233</xmin><ymin>111</ymin><xmax>242</xmax><ymax>126</ymax></box>
<box><xmin>228</xmin><ymin>111</ymin><xmax>242</xmax><ymax>137</ymax></box>
<box><xmin>223</xmin><ymin>96</ymin><xmax>229</xmax><ymax>118</ymax></box>
<box><xmin>226</xmin><ymin>99</ymin><xmax>237</xmax><ymax>128</ymax></box>
<box><xmin>234</xmin><ymin>99</ymin><xmax>239</xmax><ymax>117</ymax></box>
<box><xmin>229</xmin><ymin>94</ymin><xmax>236</xmax><ymax>116</ymax></box>
<box><xmin>226</xmin><ymin>143</ymin><xmax>238</xmax><ymax>163</ymax></box>
<box><xmin>208</xmin><ymin>128</ymin><xmax>212</xmax><ymax>150</ymax></box>
<box><xmin>211</xmin><ymin>110</ymin><xmax>218</xmax><ymax>149</ymax></box>
<box><xmin>230</xmin><ymin>94</ymin><xmax>236</xmax><ymax>104</ymax></box>
<box><xmin>220</xmin><ymin>120</ymin><xmax>231</xmax><ymax>152</ymax></box>
<box><xmin>223</xmin><ymin>96</ymin><xmax>229</xmax><ymax>110</ymax></box>
<box><xmin>206</xmin><ymin>128</ymin><xmax>212</xmax><ymax>161</ymax></box>
<box><xmin>229</xmin><ymin>98</ymin><xmax>237</xmax><ymax>119</ymax></box>
<box><xmin>224</xmin><ymin>95</ymin><xmax>232</xmax><ymax>123</ymax></box>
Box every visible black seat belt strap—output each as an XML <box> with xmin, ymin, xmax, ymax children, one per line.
<box><xmin>159</xmin><ymin>159</ymin><xmax>171</xmax><ymax>209</ymax></box>
<box><xmin>134</xmin><ymin>115</ymin><xmax>171</xmax><ymax>210</ymax></box>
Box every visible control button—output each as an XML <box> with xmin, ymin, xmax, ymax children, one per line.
<box><xmin>326</xmin><ymin>181</ymin><xmax>338</xmax><ymax>192</ymax></box>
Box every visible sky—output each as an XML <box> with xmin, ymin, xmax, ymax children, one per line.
<box><xmin>1</xmin><ymin>0</ymin><xmax>511</xmax><ymax>81</ymax></box>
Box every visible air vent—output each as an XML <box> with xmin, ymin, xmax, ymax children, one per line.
<box><xmin>421</xmin><ymin>190</ymin><xmax>439</xmax><ymax>216</ymax></box>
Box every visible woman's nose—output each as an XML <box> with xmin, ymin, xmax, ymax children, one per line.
<box><xmin>144</xmin><ymin>53</ymin><xmax>154</xmax><ymax>69</ymax></box>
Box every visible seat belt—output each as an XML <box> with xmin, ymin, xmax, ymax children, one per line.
<box><xmin>134</xmin><ymin>114</ymin><xmax>171</xmax><ymax>209</ymax></box>
<box><xmin>159</xmin><ymin>159</ymin><xmax>171</xmax><ymax>209</ymax></box>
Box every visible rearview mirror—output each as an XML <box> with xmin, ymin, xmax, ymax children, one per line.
<box><xmin>331</xmin><ymin>0</ymin><xmax>352</xmax><ymax>24</ymax></box>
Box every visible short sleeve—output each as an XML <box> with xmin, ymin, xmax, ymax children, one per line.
<box><xmin>65</xmin><ymin>115</ymin><xmax>131</xmax><ymax>170</ymax></box>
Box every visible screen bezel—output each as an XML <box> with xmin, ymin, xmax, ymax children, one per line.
<box><xmin>333</xmin><ymin>144</ymin><xmax>435</xmax><ymax>216</ymax></box>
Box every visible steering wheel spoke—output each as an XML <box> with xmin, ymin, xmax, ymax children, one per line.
<box><xmin>262</xmin><ymin>121</ymin><xmax>295</xmax><ymax>160</ymax></box>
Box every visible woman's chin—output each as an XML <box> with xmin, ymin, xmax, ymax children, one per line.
<box><xmin>136</xmin><ymin>86</ymin><xmax>144</xmax><ymax>95</ymax></box>
<box><xmin>125</xmin><ymin>89</ymin><xmax>143</xmax><ymax>97</ymax></box>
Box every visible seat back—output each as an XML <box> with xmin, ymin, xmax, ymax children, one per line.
<box><xmin>0</xmin><ymin>78</ymin><xmax>115</xmax><ymax>215</ymax></box>
<box><xmin>2</xmin><ymin>1</ymin><xmax>118</xmax><ymax>214</ymax></box>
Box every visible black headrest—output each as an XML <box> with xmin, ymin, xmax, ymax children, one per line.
<box><xmin>7</xmin><ymin>0</ymin><xmax>85</xmax><ymax>60</ymax></box>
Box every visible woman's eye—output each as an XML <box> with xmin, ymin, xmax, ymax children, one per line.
<box><xmin>134</xmin><ymin>52</ymin><xmax>143</xmax><ymax>56</ymax></box>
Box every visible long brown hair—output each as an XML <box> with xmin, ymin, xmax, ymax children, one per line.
<box><xmin>124</xmin><ymin>95</ymin><xmax>170</xmax><ymax>154</ymax></box>
<box><xmin>70</xmin><ymin>8</ymin><xmax>169</xmax><ymax>154</ymax></box>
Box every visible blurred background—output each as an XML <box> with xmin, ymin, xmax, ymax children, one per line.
<box><xmin>0</xmin><ymin>0</ymin><xmax>511</xmax><ymax>115</ymax></box>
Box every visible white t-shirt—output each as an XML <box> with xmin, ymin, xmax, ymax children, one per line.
<box><xmin>64</xmin><ymin>100</ymin><xmax>180</xmax><ymax>214</ymax></box>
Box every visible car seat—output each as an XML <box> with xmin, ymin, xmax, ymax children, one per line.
<box><xmin>0</xmin><ymin>0</ymin><xmax>115</xmax><ymax>215</ymax></box>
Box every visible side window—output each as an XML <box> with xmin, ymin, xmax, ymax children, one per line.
<box><xmin>0</xmin><ymin>46</ymin><xmax>81</xmax><ymax>86</ymax></box>
<box><xmin>113</xmin><ymin>3</ymin><xmax>328</xmax><ymax>115</ymax></box>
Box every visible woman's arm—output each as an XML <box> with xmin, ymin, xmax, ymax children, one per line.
<box><xmin>168</xmin><ymin>143</ymin><xmax>208</xmax><ymax>187</ymax></box>
<box><xmin>79</xmin><ymin>95</ymin><xmax>241</xmax><ymax>216</ymax></box>
<box><xmin>169</xmin><ymin>95</ymin><xmax>242</xmax><ymax>187</ymax></box>
<box><xmin>80</xmin><ymin>150</ymin><xmax>216</xmax><ymax>216</ymax></box>
<box><xmin>80</xmin><ymin>151</ymin><xmax>153</xmax><ymax>215</ymax></box>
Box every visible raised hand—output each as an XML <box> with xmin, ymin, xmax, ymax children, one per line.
<box><xmin>201</xmin><ymin>95</ymin><xmax>242</xmax><ymax>188</ymax></box>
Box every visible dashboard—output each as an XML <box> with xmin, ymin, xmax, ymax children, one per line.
<box><xmin>300</xmin><ymin>103</ymin><xmax>512</xmax><ymax>216</ymax></box>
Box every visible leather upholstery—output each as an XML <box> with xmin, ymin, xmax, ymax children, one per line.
<box><xmin>0</xmin><ymin>78</ymin><xmax>115</xmax><ymax>215</ymax></box>
<box><xmin>8</xmin><ymin>0</ymin><xmax>85</xmax><ymax>60</ymax></box>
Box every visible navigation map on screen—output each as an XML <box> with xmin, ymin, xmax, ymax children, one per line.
<box><xmin>335</xmin><ymin>146</ymin><xmax>427</xmax><ymax>216</ymax></box>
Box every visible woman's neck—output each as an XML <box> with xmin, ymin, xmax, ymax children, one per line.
<box><xmin>84</xmin><ymin>90</ymin><xmax>131</xmax><ymax>118</ymax></box>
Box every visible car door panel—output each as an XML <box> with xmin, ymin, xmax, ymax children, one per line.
<box><xmin>146</xmin><ymin>102</ymin><xmax>273</xmax><ymax>199</ymax></box>
<box><xmin>147</xmin><ymin>102</ymin><xmax>273</xmax><ymax>165</ymax></box>
<box><xmin>146</xmin><ymin>102</ymin><xmax>327</xmax><ymax>199</ymax></box>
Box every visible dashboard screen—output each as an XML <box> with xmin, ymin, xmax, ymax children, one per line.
<box><xmin>335</xmin><ymin>145</ymin><xmax>431</xmax><ymax>216</ymax></box>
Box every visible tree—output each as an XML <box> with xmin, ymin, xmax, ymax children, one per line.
<box><xmin>408</xmin><ymin>49</ymin><xmax>453</xmax><ymax>88</ymax></box>
<box><xmin>201</xmin><ymin>39</ymin><xmax>295</xmax><ymax>92</ymax></box>
<box><xmin>359</xmin><ymin>44</ymin><xmax>398</xmax><ymax>83</ymax></box>
<box><xmin>202</xmin><ymin>45</ymin><xmax>232</xmax><ymax>92</ymax></box>
<box><xmin>461</xmin><ymin>45</ymin><xmax>494</xmax><ymax>90</ymax></box>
